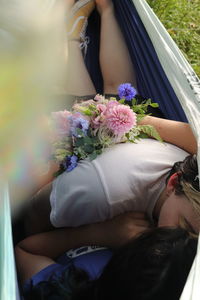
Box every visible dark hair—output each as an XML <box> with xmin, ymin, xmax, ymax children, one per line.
<box><xmin>24</xmin><ymin>266</ymin><xmax>92</xmax><ymax>300</ymax></box>
<box><xmin>166</xmin><ymin>154</ymin><xmax>199</xmax><ymax>194</ymax></box>
<box><xmin>94</xmin><ymin>227</ymin><xmax>197</xmax><ymax>300</ymax></box>
<box><xmin>24</xmin><ymin>227</ymin><xmax>197</xmax><ymax>300</ymax></box>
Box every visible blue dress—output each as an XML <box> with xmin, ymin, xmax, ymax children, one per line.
<box><xmin>23</xmin><ymin>246</ymin><xmax>113</xmax><ymax>293</ymax></box>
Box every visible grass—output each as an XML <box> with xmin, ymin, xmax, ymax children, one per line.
<box><xmin>147</xmin><ymin>0</ymin><xmax>200</xmax><ymax>78</ymax></box>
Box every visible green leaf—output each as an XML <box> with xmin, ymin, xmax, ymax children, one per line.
<box><xmin>88</xmin><ymin>152</ymin><xmax>98</xmax><ymax>160</ymax></box>
<box><xmin>136</xmin><ymin>114</ymin><xmax>147</xmax><ymax>123</ymax></box>
<box><xmin>131</xmin><ymin>98</ymin><xmax>137</xmax><ymax>106</ymax></box>
<box><xmin>83</xmin><ymin>109</ymin><xmax>93</xmax><ymax>116</ymax></box>
<box><xmin>132</xmin><ymin>105</ymin><xmax>144</xmax><ymax>114</ymax></box>
<box><xmin>83</xmin><ymin>136</ymin><xmax>93</xmax><ymax>145</ymax></box>
<box><xmin>96</xmin><ymin>149</ymin><xmax>102</xmax><ymax>155</ymax></box>
<box><xmin>74</xmin><ymin>147</ymin><xmax>87</xmax><ymax>159</ymax></box>
<box><xmin>76</xmin><ymin>128</ymin><xmax>85</xmax><ymax>137</ymax></box>
<box><xmin>137</xmin><ymin>125</ymin><xmax>163</xmax><ymax>142</ymax></box>
<box><xmin>75</xmin><ymin>137</ymin><xmax>84</xmax><ymax>147</ymax></box>
<box><xmin>150</xmin><ymin>103</ymin><xmax>159</xmax><ymax>108</ymax></box>
<box><xmin>92</xmin><ymin>136</ymin><xmax>100</xmax><ymax>145</ymax></box>
<box><xmin>118</xmin><ymin>99</ymin><xmax>125</xmax><ymax>104</ymax></box>
<box><xmin>138</xmin><ymin>133</ymin><xmax>149</xmax><ymax>139</ymax></box>
<box><xmin>53</xmin><ymin>148</ymin><xmax>72</xmax><ymax>162</ymax></box>
<box><xmin>144</xmin><ymin>99</ymin><xmax>151</xmax><ymax>105</ymax></box>
<box><xmin>83</xmin><ymin>144</ymin><xmax>94</xmax><ymax>153</ymax></box>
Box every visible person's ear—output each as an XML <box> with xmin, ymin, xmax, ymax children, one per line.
<box><xmin>166</xmin><ymin>172</ymin><xmax>179</xmax><ymax>195</ymax></box>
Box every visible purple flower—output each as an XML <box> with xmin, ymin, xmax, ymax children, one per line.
<box><xmin>64</xmin><ymin>155</ymin><xmax>78</xmax><ymax>172</ymax></box>
<box><xmin>118</xmin><ymin>83</ymin><xmax>137</xmax><ymax>101</ymax></box>
<box><xmin>69</xmin><ymin>114</ymin><xmax>89</xmax><ymax>137</ymax></box>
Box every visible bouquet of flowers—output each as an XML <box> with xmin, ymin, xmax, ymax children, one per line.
<box><xmin>51</xmin><ymin>83</ymin><xmax>162</xmax><ymax>173</ymax></box>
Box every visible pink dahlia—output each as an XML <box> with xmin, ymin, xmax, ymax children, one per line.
<box><xmin>105</xmin><ymin>104</ymin><xmax>137</xmax><ymax>135</ymax></box>
<box><xmin>106</xmin><ymin>100</ymin><xmax>120</xmax><ymax>109</ymax></box>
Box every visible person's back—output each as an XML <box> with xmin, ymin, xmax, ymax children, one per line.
<box><xmin>50</xmin><ymin>139</ymin><xmax>188</xmax><ymax>227</ymax></box>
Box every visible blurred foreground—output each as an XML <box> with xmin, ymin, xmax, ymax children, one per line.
<box><xmin>0</xmin><ymin>0</ymin><xmax>67</xmax><ymax>212</ymax></box>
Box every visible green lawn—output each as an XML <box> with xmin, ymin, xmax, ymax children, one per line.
<box><xmin>147</xmin><ymin>0</ymin><xmax>200</xmax><ymax>78</ymax></box>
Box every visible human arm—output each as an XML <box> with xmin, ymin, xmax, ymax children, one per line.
<box><xmin>139</xmin><ymin>116</ymin><xmax>197</xmax><ymax>154</ymax></box>
<box><xmin>15</xmin><ymin>212</ymin><xmax>150</xmax><ymax>284</ymax></box>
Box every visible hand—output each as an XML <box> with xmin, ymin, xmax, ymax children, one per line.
<box><xmin>98</xmin><ymin>212</ymin><xmax>151</xmax><ymax>247</ymax></box>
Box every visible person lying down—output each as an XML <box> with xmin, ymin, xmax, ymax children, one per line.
<box><xmin>23</xmin><ymin>0</ymin><xmax>200</xmax><ymax>237</ymax></box>
<box><xmin>25</xmin><ymin>126</ymin><xmax>199</xmax><ymax>235</ymax></box>
<box><xmin>15</xmin><ymin>213</ymin><xmax>198</xmax><ymax>300</ymax></box>
<box><xmin>15</xmin><ymin>1</ymin><xmax>199</xmax><ymax>299</ymax></box>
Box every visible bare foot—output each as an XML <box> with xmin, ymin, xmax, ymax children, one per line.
<box><xmin>95</xmin><ymin>0</ymin><xmax>114</xmax><ymax>15</ymax></box>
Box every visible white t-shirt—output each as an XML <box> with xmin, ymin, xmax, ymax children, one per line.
<box><xmin>50</xmin><ymin>139</ymin><xmax>188</xmax><ymax>227</ymax></box>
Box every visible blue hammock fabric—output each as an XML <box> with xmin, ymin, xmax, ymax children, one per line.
<box><xmin>85</xmin><ymin>0</ymin><xmax>187</xmax><ymax>122</ymax></box>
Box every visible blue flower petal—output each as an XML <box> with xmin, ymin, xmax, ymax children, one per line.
<box><xmin>64</xmin><ymin>155</ymin><xmax>78</xmax><ymax>172</ymax></box>
<box><xmin>118</xmin><ymin>83</ymin><xmax>137</xmax><ymax>101</ymax></box>
<box><xmin>70</xmin><ymin>116</ymin><xmax>89</xmax><ymax>137</ymax></box>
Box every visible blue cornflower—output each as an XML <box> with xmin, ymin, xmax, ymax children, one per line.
<box><xmin>69</xmin><ymin>116</ymin><xmax>89</xmax><ymax>137</ymax></box>
<box><xmin>118</xmin><ymin>83</ymin><xmax>137</xmax><ymax>101</ymax></box>
<box><xmin>64</xmin><ymin>155</ymin><xmax>78</xmax><ymax>172</ymax></box>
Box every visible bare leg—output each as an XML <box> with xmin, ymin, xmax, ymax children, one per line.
<box><xmin>65</xmin><ymin>40</ymin><xmax>96</xmax><ymax>96</ymax></box>
<box><xmin>96</xmin><ymin>0</ymin><xmax>137</xmax><ymax>94</ymax></box>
